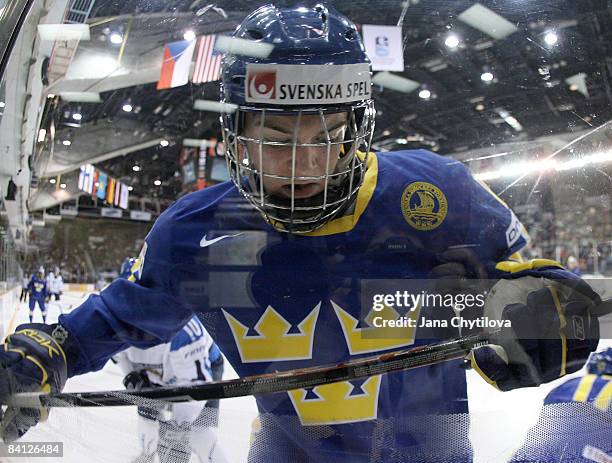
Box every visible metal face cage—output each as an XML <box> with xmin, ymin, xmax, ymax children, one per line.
<box><xmin>220</xmin><ymin>100</ymin><xmax>375</xmax><ymax>233</ymax></box>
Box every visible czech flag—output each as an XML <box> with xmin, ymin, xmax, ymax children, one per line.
<box><xmin>157</xmin><ymin>40</ymin><xmax>196</xmax><ymax>90</ymax></box>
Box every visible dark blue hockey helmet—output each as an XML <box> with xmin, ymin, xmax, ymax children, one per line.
<box><xmin>219</xmin><ymin>4</ymin><xmax>375</xmax><ymax>233</ymax></box>
<box><xmin>587</xmin><ymin>347</ymin><xmax>612</xmax><ymax>376</ymax></box>
<box><xmin>221</xmin><ymin>3</ymin><xmax>371</xmax><ymax>107</ymax></box>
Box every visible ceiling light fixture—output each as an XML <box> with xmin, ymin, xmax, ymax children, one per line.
<box><xmin>544</xmin><ymin>31</ymin><xmax>558</xmax><ymax>46</ymax></box>
<box><xmin>444</xmin><ymin>35</ymin><xmax>459</xmax><ymax>48</ymax></box>
<box><xmin>109</xmin><ymin>32</ymin><xmax>123</xmax><ymax>44</ymax></box>
<box><xmin>418</xmin><ymin>89</ymin><xmax>431</xmax><ymax>99</ymax></box>
<box><xmin>122</xmin><ymin>103</ymin><xmax>133</xmax><ymax>112</ymax></box>
<box><xmin>481</xmin><ymin>72</ymin><xmax>494</xmax><ymax>82</ymax></box>
<box><xmin>132</xmin><ymin>165</ymin><xmax>141</xmax><ymax>172</ymax></box>
<box><xmin>183</xmin><ymin>30</ymin><xmax>196</xmax><ymax>41</ymax></box>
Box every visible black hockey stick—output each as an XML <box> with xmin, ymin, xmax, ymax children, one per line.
<box><xmin>10</xmin><ymin>298</ymin><xmax>612</xmax><ymax>409</ymax></box>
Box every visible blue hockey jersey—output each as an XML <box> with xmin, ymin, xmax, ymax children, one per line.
<box><xmin>59</xmin><ymin>150</ymin><xmax>528</xmax><ymax>462</ymax></box>
<box><xmin>511</xmin><ymin>374</ymin><xmax>612</xmax><ymax>462</ymax></box>
<box><xmin>28</xmin><ymin>275</ymin><xmax>47</xmax><ymax>300</ymax></box>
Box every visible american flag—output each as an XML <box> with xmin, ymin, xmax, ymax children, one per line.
<box><xmin>192</xmin><ymin>35</ymin><xmax>223</xmax><ymax>84</ymax></box>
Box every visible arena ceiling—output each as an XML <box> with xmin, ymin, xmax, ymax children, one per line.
<box><xmin>44</xmin><ymin>0</ymin><xmax>612</xmax><ymax>200</ymax></box>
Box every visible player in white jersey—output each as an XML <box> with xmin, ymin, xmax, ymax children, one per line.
<box><xmin>44</xmin><ymin>270</ymin><xmax>54</xmax><ymax>303</ymax></box>
<box><xmin>19</xmin><ymin>274</ymin><xmax>29</xmax><ymax>303</ymax></box>
<box><xmin>113</xmin><ymin>316</ymin><xmax>226</xmax><ymax>463</ymax></box>
<box><xmin>50</xmin><ymin>271</ymin><xmax>63</xmax><ymax>301</ymax></box>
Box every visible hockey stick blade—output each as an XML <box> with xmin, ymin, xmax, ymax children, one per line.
<box><xmin>10</xmin><ymin>298</ymin><xmax>611</xmax><ymax>409</ymax></box>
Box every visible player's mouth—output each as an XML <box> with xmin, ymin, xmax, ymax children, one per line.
<box><xmin>280</xmin><ymin>183</ymin><xmax>322</xmax><ymax>199</ymax></box>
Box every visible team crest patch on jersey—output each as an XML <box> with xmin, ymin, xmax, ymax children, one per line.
<box><xmin>401</xmin><ymin>182</ymin><xmax>448</xmax><ymax>231</ymax></box>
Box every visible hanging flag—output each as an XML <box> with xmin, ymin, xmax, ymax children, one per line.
<box><xmin>114</xmin><ymin>181</ymin><xmax>121</xmax><ymax>207</ymax></box>
<box><xmin>106</xmin><ymin>177</ymin><xmax>116</xmax><ymax>204</ymax></box>
<box><xmin>96</xmin><ymin>172</ymin><xmax>108</xmax><ymax>200</ymax></box>
<box><xmin>119</xmin><ymin>183</ymin><xmax>129</xmax><ymax>209</ymax></box>
<box><xmin>192</xmin><ymin>35</ymin><xmax>223</xmax><ymax>84</ymax></box>
<box><xmin>157</xmin><ymin>40</ymin><xmax>196</xmax><ymax>90</ymax></box>
<box><xmin>78</xmin><ymin>164</ymin><xmax>95</xmax><ymax>193</ymax></box>
<box><xmin>92</xmin><ymin>169</ymin><xmax>99</xmax><ymax>195</ymax></box>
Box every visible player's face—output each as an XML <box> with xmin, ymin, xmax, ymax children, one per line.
<box><xmin>241</xmin><ymin>112</ymin><xmax>347</xmax><ymax>199</ymax></box>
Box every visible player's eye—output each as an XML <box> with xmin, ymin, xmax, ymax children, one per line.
<box><xmin>317</xmin><ymin>128</ymin><xmax>345</xmax><ymax>144</ymax></box>
<box><xmin>261</xmin><ymin>131</ymin><xmax>292</xmax><ymax>143</ymax></box>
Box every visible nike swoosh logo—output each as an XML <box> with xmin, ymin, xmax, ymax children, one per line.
<box><xmin>200</xmin><ymin>232</ymin><xmax>242</xmax><ymax>248</ymax></box>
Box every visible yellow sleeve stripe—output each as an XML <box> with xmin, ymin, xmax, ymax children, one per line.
<box><xmin>475</xmin><ymin>178</ymin><xmax>510</xmax><ymax>209</ymax></box>
<box><xmin>495</xmin><ymin>258</ymin><xmax>564</xmax><ymax>273</ymax></box>
<box><xmin>593</xmin><ymin>380</ymin><xmax>612</xmax><ymax>412</ymax></box>
<box><xmin>508</xmin><ymin>251</ymin><xmax>524</xmax><ymax>263</ymax></box>
<box><xmin>572</xmin><ymin>374</ymin><xmax>597</xmax><ymax>402</ymax></box>
<box><xmin>549</xmin><ymin>286</ymin><xmax>567</xmax><ymax>377</ymax></box>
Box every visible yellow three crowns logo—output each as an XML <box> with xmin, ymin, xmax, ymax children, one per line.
<box><xmin>224</xmin><ymin>302</ymin><xmax>419</xmax><ymax>424</ymax></box>
<box><xmin>332</xmin><ymin>301</ymin><xmax>420</xmax><ymax>355</ymax></box>
<box><xmin>222</xmin><ymin>304</ymin><xmax>320</xmax><ymax>363</ymax></box>
<box><xmin>288</xmin><ymin>375</ymin><xmax>382</xmax><ymax>425</ymax></box>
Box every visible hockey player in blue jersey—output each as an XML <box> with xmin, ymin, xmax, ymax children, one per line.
<box><xmin>119</xmin><ymin>257</ymin><xmax>138</xmax><ymax>280</ymax></box>
<box><xmin>0</xmin><ymin>4</ymin><xmax>603</xmax><ymax>462</ymax></box>
<box><xmin>26</xmin><ymin>268</ymin><xmax>48</xmax><ymax>324</ymax></box>
<box><xmin>511</xmin><ymin>348</ymin><xmax>612</xmax><ymax>462</ymax></box>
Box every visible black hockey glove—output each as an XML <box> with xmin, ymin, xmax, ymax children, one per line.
<box><xmin>0</xmin><ymin>324</ymin><xmax>69</xmax><ymax>441</ymax></box>
<box><xmin>123</xmin><ymin>370</ymin><xmax>152</xmax><ymax>391</ymax></box>
<box><xmin>471</xmin><ymin>261</ymin><xmax>600</xmax><ymax>391</ymax></box>
<box><xmin>123</xmin><ymin>370</ymin><xmax>161</xmax><ymax>422</ymax></box>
